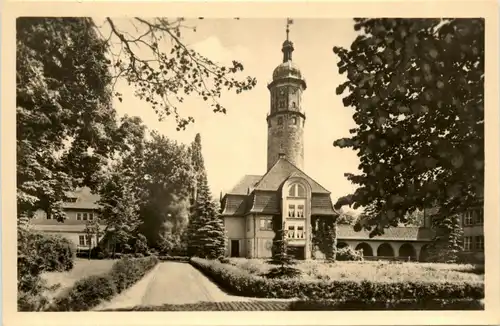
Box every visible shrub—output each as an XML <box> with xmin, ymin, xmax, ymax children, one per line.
<box><xmin>218</xmin><ymin>257</ymin><xmax>230</xmax><ymax>264</ymax></box>
<box><xmin>18</xmin><ymin>229</ymin><xmax>76</xmax><ymax>311</ymax></box>
<box><xmin>51</xmin><ymin>256</ymin><xmax>159</xmax><ymax>311</ymax></box>
<box><xmin>109</xmin><ymin>256</ymin><xmax>158</xmax><ymax>293</ymax></box>
<box><xmin>336</xmin><ymin>247</ymin><xmax>364</xmax><ymax>261</ymax></box>
<box><xmin>158</xmin><ymin>255</ymin><xmax>190</xmax><ymax>262</ymax></box>
<box><xmin>265</xmin><ymin>266</ymin><xmax>302</xmax><ymax>279</ymax></box>
<box><xmin>52</xmin><ymin>275</ymin><xmax>116</xmax><ymax>311</ymax></box>
<box><xmin>190</xmin><ymin>258</ymin><xmax>484</xmax><ymax>301</ymax></box>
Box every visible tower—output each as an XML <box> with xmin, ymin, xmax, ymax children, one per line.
<box><xmin>266</xmin><ymin>19</ymin><xmax>307</xmax><ymax>171</ymax></box>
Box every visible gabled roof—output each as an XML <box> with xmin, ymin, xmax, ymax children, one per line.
<box><xmin>254</xmin><ymin>158</ymin><xmax>330</xmax><ymax>194</ymax></box>
<box><xmin>62</xmin><ymin>187</ymin><xmax>101</xmax><ymax>210</ymax></box>
<box><xmin>227</xmin><ymin>175</ymin><xmax>263</xmax><ymax>195</ymax></box>
<box><xmin>336</xmin><ymin>224</ymin><xmax>435</xmax><ymax>241</ymax></box>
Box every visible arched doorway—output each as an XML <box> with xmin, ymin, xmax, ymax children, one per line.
<box><xmin>355</xmin><ymin>242</ymin><xmax>373</xmax><ymax>256</ymax></box>
<box><xmin>377</xmin><ymin>243</ymin><xmax>395</xmax><ymax>257</ymax></box>
<box><xmin>337</xmin><ymin>242</ymin><xmax>349</xmax><ymax>249</ymax></box>
<box><xmin>419</xmin><ymin>244</ymin><xmax>431</xmax><ymax>262</ymax></box>
<box><xmin>398</xmin><ymin>243</ymin><xmax>417</xmax><ymax>261</ymax></box>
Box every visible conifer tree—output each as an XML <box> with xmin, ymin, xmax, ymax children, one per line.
<box><xmin>187</xmin><ymin>172</ymin><xmax>226</xmax><ymax>258</ymax></box>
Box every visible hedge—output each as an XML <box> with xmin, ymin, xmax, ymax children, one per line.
<box><xmin>100</xmin><ymin>299</ymin><xmax>483</xmax><ymax>311</ymax></box>
<box><xmin>190</xmin><ymin>258</ymin><xmax>484</xmax><ymax>301</ymax></box>
<box><xmin>158</xmin><ymin>255</ymin><xmax>190</xmax><ymax>262</ymax></box>
<box><xmin>50</xmin><ymin>256</ymin><xmax>158</xmax><ymax>311</ymax></box>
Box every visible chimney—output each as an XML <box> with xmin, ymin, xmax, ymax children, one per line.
<box><xmin>278</xmin><ymin>152</ymin><xmax>286</xmax><ymax>159</ymax></box>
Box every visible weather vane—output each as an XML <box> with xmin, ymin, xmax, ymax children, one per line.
<box><xmin>286</xmin><ymin>18</ymin><xmax>294</xmax><ymax>41</ymax></box>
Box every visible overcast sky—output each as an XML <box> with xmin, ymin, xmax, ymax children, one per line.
<box><xmin>100</xmin><ymin>18</ymin><xmax>362</xmax><ymax>212</ymax></box>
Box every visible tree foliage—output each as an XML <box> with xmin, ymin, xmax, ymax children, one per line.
<box><xmin>17</xmin><ymin>18</ymin><xmax>118</xmax><ymax>220</ymax></box>
<box><xmin>186</xmin><ymin>172</ymin><xmax>226</xmax><ymax>259</ymax></box>
<box><xmin>333</xmin><ymin>18</ymin><xmax>484</xmax><ymax>237</ymax></box>
<box><xmin>137</xmin><ymin>132</ymin><xmax>194</xmax><ymax>248</ymax></box>
<box><xmin>312</xmin><ymin>217</ymin><xmax>337</xmax><ymax>262</ymax></box>
<box><xmin>98</xmin><ymin>17</ymin><xmax>257</xmax><ymax>130</ymax></box>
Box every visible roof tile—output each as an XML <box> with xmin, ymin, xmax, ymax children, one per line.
<box><xmin>336</xmin><ymin>224</ymin><xmax>435</xmax><ymax>241</ymax></box>
<box><xmin>227</xmin><ymin>175</ymin><xmax>262</xmax><ymax>195</ymax></box>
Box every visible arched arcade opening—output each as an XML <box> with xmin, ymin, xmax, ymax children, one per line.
<box><xmin>355</xmin><ymin>242</ymin><xmax>373</xmax><ymax>256</ymax></box>
<box><xmin>377</xmin><ymin>243</ymin><xmax>395</xmax><ymax>257</ymax></box>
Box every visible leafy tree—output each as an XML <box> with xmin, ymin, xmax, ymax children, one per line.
<box><xmin>98</xmin><ymin>168</ymin><xmax>141</xmax><ymax>256</ymax></box>
<box><xmin>404</xmin><ymin>208</ymin><xmax>425</xmax><ymax>226</ymax></box>
<box><xmin>84</xmin><ymin>217</ymin><xmax>102</xmax><ymax>260</ymax></box>
<box><xmin>17</xmin><ymin>18</ymin><xmax>117</xmax><ymax>221</ymax></box>
<box><xmin>333</xmin><ymin>19</ymin><xmax>484</xmax><ymax>237</ymax></box>
<box><xmin>134</xmin><ymin>233</ymin><xmax>149</xmax><ymax>255</ymax></box>
<box><xmin>137</xmin><ymin>133</ymin><xmax>194</xmax><ymax>248</ymax></box>
<box><xmin>187</xmin><ymin>172</ymin><xmax>226</xmax><ymax>258</ymax></box>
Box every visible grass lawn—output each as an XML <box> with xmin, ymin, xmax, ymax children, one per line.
<box><xmin>227</xmin><ymin>258</ymin><xmax>484</xmax><ymax>283</ymax></box>
<box><xmin>42</xmin><ymin>258</ymin><xmax>115</xmax><ymax>299</ymax></box>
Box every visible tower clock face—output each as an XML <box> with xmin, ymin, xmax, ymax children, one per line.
<box><xmin>279</xmin><ymin>87</ymin><xmax>287</xmax><ymax>97</ymax></box>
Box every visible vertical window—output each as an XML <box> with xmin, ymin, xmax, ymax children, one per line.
<box><xmin>287</xmin><ymin>225</ymin><xmax>295</xmax><ymax>239</ymax></box>
<box><xmin>463</xmin><ymin>211</ymin><xmax>473</xmax><ymax>226</ymax></box>
<box><xmin>297</xmin><ymin>205</ymin><xmax>304</xmax><ymax>218</ymax></box>
<box><xmin>79</xmin><ymin>235</ymin><xmax>85</xmax><ymax>246</ymax></box>
<box><xmin>464</xmin><ymin>236</ymin><xmax>472</xmax><ymax>251</ymax></box>
<box><xmin>77</xmin><ymin>213</ymin><xmax>82</xmax><ymax>220</ymax></box>
<box><xmin>83</xmin><ymin>213</ymin><xmax>88</xmax><ymax>221</ymax></box>
<box><xmin>475</xmin><ymin>236</ymin><xmax>484</xmax><ymax>250</ymax></box>
<box><xmin>297</xmin><ymin>226</ymin><xmax>304</xmax><ymax>239</ymax></box>
<box><xmin>288</xmin><ymin>204</ymin><xmax>295</xmax><ymax>218</ymax></box>
<box><xmin>89</xmin><ymin>213</ymin><xmax>94</xmax><ymax>221</ymax></box>
<box><xmin>291</xmin><ymin>117</ymin><xmax>297</xmax><ymax>125</ymax></box>
<box><xmin>259</xmin><ymin>217</ymin><xmax>273</xmax><ymax>231</ymax></box>
<box><xmin>474</xmin><ymin>209</ymin><xmax>484</xmax><ymax>225</ymax></box>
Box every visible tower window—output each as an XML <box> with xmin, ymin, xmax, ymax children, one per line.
<box><xmin>292</xmin><ymin>101</ymin><xmax>296</xmax><ymax>108</ymax></box>
<box><xmin>291</xmin><ymin>117</ymin><xmax>297</xmax><ymax>125</ymax></box>
<box><xmin>278</xmin><ymin>117</ymin><xmax>283</xmax><ymax>125</ymax></box>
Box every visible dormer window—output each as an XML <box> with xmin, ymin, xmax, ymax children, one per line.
<box><xmin>288</xmin><ymin>183</ymin><xmax>306</xmax><ymax>197</ymax></box>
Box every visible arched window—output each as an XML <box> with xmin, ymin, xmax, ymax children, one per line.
<box><xmin>288</xmin><ymin>183</ymin><xmax>306</xmax><ymax>197</ymax></box>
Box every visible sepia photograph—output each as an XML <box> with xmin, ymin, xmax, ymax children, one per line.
<box><xmin>2</xmin><ymin>0</ymin><xmax>500</xmax><ymax>324</ymax></box>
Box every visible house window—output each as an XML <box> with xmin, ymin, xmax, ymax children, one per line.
<box><xmin>259</xmin><ymin>217</ymin><xmax>273</xmax><ymax>231</ymax></box>
<box><xmin>278</xmin><ymin>117</ymin><xmax>283</xmax><ymax>125</ymax></box>
<box><xmin>475</xmin><ymin>236</ymin><xmax>484</xmax><ymax>251</ymax></box>
<box><xmin>296</xmin><ymin>226</ymin><xmax>304</xmax><ymax>239</ymax></box>
<box><xmin>297</xmin><ymin>205</ymin><xmax>305</xmax><ymax>218</ymax></box>
<box><xmin>79</xmin><ymin>235</ymin><xmax>91</xmax><ymax>246</ymax></box>
<box><xmin>464</xmin><ymin>236</ymin><xmax>473</xmax><ymax>251</ymax></box>
<box><xmin>474</xmin><ymin>209</ymin><xmax>484</xmax><ymax>225</ymax></box>
<box><xmin>83</xmin><ymin>213</ymin><xmax>88</xmax><ymax>221</ymax></box>
<box><xmin>89</xmin><ymin>213</ymin><xmax>94</xmax><ymax>221</ymax></box>
<box><xmin>287</xmin><ymin>225</ymin><xmax>295</xmax><ymax>239</ymax></box>
<box><xmin>288</xmin><ymin>204</ymin><xmax>295</xmax><ymax>218</ymax></box>
<box><xmin>463</xmin><ymin>211</ymin><xmax>473</xmax><ymax>226</ymax></box>
<box><xmin>288</xmin><ymin>183</ymin><xmax>306</xmax><ymax>197</ymax></box>
<box><xmin>77</xmin><ymin>213</ymin><xmax>82</xmax><ymax>220</ymax></box>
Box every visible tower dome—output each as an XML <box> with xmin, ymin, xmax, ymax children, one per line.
<box><xmin>272</xmin><ymin>60</ymin><xmax>303</xmax><ymax>81</ymax></box>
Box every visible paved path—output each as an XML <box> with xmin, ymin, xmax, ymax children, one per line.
<box><xmin>95</xmin><ymin>262</ymin><xmax>250</xmax><ymax>310</ymax></box>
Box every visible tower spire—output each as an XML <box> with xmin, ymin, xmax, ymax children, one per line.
<box><xmin>282</xmin><ymin>18</ymin><xmax>294</xmax><ymax>63</ymax></box>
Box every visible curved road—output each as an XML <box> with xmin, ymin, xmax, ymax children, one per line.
<box><xmin>96</xmin><ymin>262</ymin><xmax>249</xmax><ymax>310</ymax></box>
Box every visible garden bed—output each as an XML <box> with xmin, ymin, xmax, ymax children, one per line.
<box><xmin>226</xmin><ymin>258</ymin><xmax>484</xmax><ymax>283</ymax></box>
<box><xmin>190</xmin><ymin>258</ymin><xmax>484</xmax><ymax>301</ymax></box>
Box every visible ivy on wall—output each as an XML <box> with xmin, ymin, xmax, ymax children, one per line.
<box><xmin>311</xmin><ymin>216</ymin><xmax>338</xmax><ymax>262</ymax></box>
